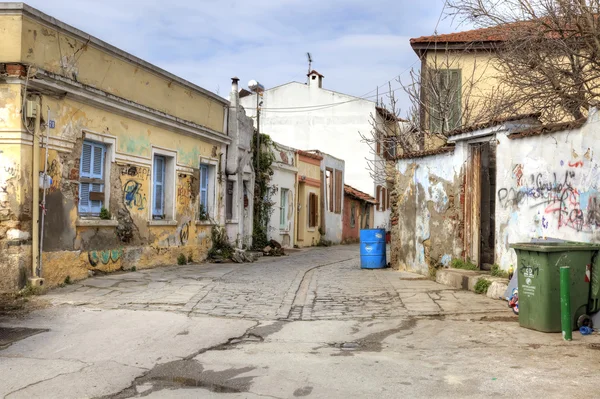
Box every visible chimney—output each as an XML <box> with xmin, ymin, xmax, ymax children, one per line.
<box><xmin>307</xmin><ymin>70</ymin><xmax>323</xmax><ymax>90</ymax></box>
<box><xmin>230</xmin><ymin>76</ymin><xmax>240</xmax><ymax>108</ymax></box>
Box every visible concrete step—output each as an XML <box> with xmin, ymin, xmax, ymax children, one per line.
<box><xmin>436</xmin><ymin>268</ymin><xmax>509</xmax><ymax>300</ymax></box>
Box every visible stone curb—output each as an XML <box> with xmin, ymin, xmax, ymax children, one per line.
<box><xmin>436</xmin><ymin>269</ymin><xmax>509</xmax><ymax>300</ymax></box>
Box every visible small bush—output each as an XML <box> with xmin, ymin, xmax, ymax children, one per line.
<box><xmin>490</xmin><ymin>264</ymin><xmax>509</xmax><ymax>278</ymax></box>
<box><xmin>18</xmin><ymin>284</ymin><xmax>44</xmax><ymax>297</ymax></box>
<box><xmin>130</xmin><ymin>266</ymin><xmax>136</xmax><ymax>272</ymax></box>
<box><xmin>187</xmin><ymin>253</ymin><xmax>193</xmax><ymax>263</ymax></box>
<box><xmin>99</xmin><ymin>207</ymin><xmax>111</xmax><ymax>220</ymax></box>
<box><xmin>450</xmin><ymin>258</ymin><xmax>478</xmax><ymax>270</ymax></box>
<box><xmin>64</xmin><ymin>276</ymin><xmax>72</xmax><ymax>285</ymax></box>
<box><xmin>177</xmin><ymin>253</ymin><xmax>187</xmax><ymax>265</ymax></box>
<box><xmin>474</xmin><ymin>278</ymin><xmax>492</xmax><ymax>294</ymax></box>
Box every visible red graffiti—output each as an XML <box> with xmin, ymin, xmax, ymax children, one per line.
<box><xmin>568</xmin><ymin>160</ymin><xmax>584</xmax><ymax>168</ymax></box>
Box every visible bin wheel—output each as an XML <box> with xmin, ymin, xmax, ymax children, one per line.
<box><xmin>577</xmin><ymin>314</ymin><xmax>594</xmax><ymax>329</ymax></box>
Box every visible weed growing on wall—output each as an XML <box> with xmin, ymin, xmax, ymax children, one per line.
<box><xmin>252</xmin><ymin>133</ymin><xmax>276</xmax><ymax>250</ymax></box>
<box><xmin>474</xmin><ymin>278</ymin><xmax>492</xmax><ymax>294</ymax></box>
<box><xmin>451</xmin><ymin>258</ymin><xmax>478</xmax><ymax>270</ymax></box>
<box><xmin>208</xmin><ymin>225</ymin><xmax>234</xmax><ymax>261</ymax></box>
<box><xmin>490</xmin><ymin>264</ymin><xmax>508</xmax><ymax>278</ymax></box>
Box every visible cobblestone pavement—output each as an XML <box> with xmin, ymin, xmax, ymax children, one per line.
<box><xmin>46</xmin><ymin>245</ymin><xmax>507</xmax><ymax>320</ymax></box>
<box><xmin>5</xmin><ymin>245</ymin><xmax>600</xmax><ymax>398</ymax></box>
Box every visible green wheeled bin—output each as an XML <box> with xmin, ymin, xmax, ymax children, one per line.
<box><xmin>510</xmin><ymin>242</ymin><xmax>599</xmax><ymax>333</ymax></box>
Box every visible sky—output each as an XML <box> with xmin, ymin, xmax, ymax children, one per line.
<box><xmin>22</xmin><ymin>0</ymin><xmax>461</xmax><ymax>115</ymax></box>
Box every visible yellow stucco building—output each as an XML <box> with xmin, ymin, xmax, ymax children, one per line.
<box><xmin>295</xmin><ymin>151</ymin><xmax>322</xmax><ymax>248</ymax></box>
<box><xmin>0</xmin><ymin>4</ymin><xmax>256</xmax><ymax>292</ymax></box>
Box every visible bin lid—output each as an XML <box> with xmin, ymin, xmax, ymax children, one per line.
<box><xmin>510</xmin><ymin>241</ymin><xmax>600</xmax><ymax>252</ymax></box>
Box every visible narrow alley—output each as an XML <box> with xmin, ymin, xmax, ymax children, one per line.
<box><xmin>2</xmin><ymin>246</ymin><xmax>599</xmax><ymax>398</ymax></box>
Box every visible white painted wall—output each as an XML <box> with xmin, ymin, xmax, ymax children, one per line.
<box><xmin>240</xmin><ymin>77</ymin><xmax>377</xmax><ymax>195</ymax></box>
<box><xmin>495</xmin><ymin>111</ymin><xmax>600</xmax><ymax>269</ymax></box>
<box><xmin>268</xmin><ymin>142</ymin><xmax>297</xmax><ymax>248</ymax></box>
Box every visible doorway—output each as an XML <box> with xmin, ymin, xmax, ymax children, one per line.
<box><xmin>465</xmin><ymin>141</ymin><xmax>496</xmax><ymax>268</ymax></box>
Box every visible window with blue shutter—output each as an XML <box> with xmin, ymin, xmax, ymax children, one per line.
<box><xmin>153</xmin><ymin>155</ymin><xmax>166</xmax><ymax>219</ymax></box>
<box><xmin>199</xmin><ymin>164</ymin><xmax>209</xmax><ymax>212</ymax></box>
<box><xmin>79</xmin><ymin>141</ymin><xmax>105</xmax><ymax>216</ymax></box>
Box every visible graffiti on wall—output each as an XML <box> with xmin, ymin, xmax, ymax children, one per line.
<box><xmin>123</xmin><ymin>180</ymin><xmax>147</xmax><ymax>210</ymax></box>
<box><xmin>179</xmin><ymin>221</ymin><xmax>190</xmax><ymax>245</ymax></box>
<box><xmin>88</xmin><ymin>249</ymin><xmax>123</xmax><ymax>267</ymax></box>
<box><xmin>177</xmin><ymin>175</ymin><xmax>195</xmax><ymax>207</ymax></box>
<box><xmin>120</xmin><ymin>165</ymin><xmax>150</xmax><ymax>181</ymax></box>
<box><xmin>498</xmin><ymin>160</ymin><xmax>600</xmax><ymax>232</ymax></box>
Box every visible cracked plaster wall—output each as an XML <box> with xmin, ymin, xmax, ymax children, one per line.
<box><xmin>391</xmin><ymin>150</ymin><xmax>464</xmax><ymax>275</ymax></box>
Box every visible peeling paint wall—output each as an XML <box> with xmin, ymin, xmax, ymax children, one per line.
<box><xmin>0</xmin><ymin>9</ymin><xmax>235</xmax><ymax>291</ymax></box>
<box><xmin>1</xmin><ymin>14</ymin><xmax>226</xmax><ymax>132</ymax></box>
<box><xmin>0</xmin><ymin>79</ymin><xmax>34</xmax><ymax>292</ymax></box>
<box><xmin>495</xmin><ymin>112</ymin><xmax>600</xmax><ymax>269</ymax></box>
<box><xmin>392</xmin><ymin>150</ymin><xmax>464</xmax><ymax>275</ymax></box>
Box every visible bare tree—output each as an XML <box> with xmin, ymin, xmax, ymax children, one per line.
<box><xmin>360</xmin><ymin>48</ymin><xmax>502</xmax><ymax>185</ymax></box>
<box><xmin>447</xmin><ymin>0</ymin><xmax>600</xmax><ymax>123</ymax></box>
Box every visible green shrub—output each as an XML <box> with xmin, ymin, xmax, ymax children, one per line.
<box><xmin>474</xmin><ymin>278</ymin><xmax>492</xmax><ymax>294</ymax></box>
<box><xmin>177</xmin><ymin>253</ymin><xmax>187</xmax><ymax>265</ymax></box>
<box><xmin>490</xmin><ymin>264</ymin><xmax>509</xmax><ymax>278</ymax></box>
<box><xmin>450</xmin><ymin>258</ymin><xmax>478</xmax><ymax>270</ymax></box>
<box><xmin>99</xmin><ymin>207</ymin><xmax>111</xmax><ymax>220</ymax></box>
<box><xmin>64</xmin><ymin>275</ymin><xmax>72</xmax><ymax>285</ymax></box>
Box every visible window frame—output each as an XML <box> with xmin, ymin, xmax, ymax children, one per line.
<box><xmin>308</xmin><ymin>192</ymin><xmax>318</xmax><ymax>228</ymax></box>
<box><xmin>150</xmin><ymin>147</ymin><xmax>176</xmax><ymax>223</ymax></box>
<box><xmin>79</xmin><ymin>140</ymin><xmax>106</xmax><ymax>216</ymax></box>
<box><xmin>280</xmin><ymin>188</ymin><xmax>289</xmax><ymax>230</ymax></box>
<box><xmin>326</xmin><ymin>168</ymin><xmax>333</xmax><ymax>212</ymax></box>
<box><xmin>429</xmin><ymin>69</ymin><xmax>462</xmax><ymax>133</ymax></box>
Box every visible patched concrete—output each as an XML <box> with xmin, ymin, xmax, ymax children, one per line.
<box><xmin>1</xmin><ymin>245</ymin><xmax>599</xmax><ymax>398</ymax></box>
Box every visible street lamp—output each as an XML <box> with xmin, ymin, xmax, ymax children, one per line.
<box><xmin>248</xmin><ymin>80</ymin><xmax>264</xmax><ymax>174</ymax></box>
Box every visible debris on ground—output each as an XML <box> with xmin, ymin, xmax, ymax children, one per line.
<box><xmin>262</xmin><ymin>240</ymin><xmax>285</xmax><ymax>256</ymax></box>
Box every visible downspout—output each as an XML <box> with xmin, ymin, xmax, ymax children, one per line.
<box><xmin>226</xmin><ymin>77</ymin><xmax>239</xmax><ymax>175</ymax></box>
<box><xmin>31</xmin><ymin>96</ymin><xmax>41</xmax><ymax>282</ymax></box>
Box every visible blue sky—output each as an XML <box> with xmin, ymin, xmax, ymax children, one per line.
<box><xmin>24</xmin><ymin>0</ymin><xmax>460</xmax><ymax>114</ymax></box>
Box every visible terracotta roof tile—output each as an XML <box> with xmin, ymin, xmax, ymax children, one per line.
<box><xmin>446</xmin><ymin>113</ymin><xmax>541</xmax><ymax>137</ymax></box>
<box><xmin>394</xmin><ymin>146</ymin><xmax>455</xmax><ymax>160</ymax></box>
<box><xmin>508</xmin><ymin>118</ymin><xmax>586</xmax><ymax>139</ymax></box>
<box><xmin>344</xmin><ymin>184</ymin><xmax>377</xmax><ymax>204</ymax></box>
<box><xmin>307</xmin><ymin>69</ymin><xmax>324</xmax><ymax>77</ymax></box>
<box><xmin>297</xmin><ymin>149</ymin><xmax>323</xmax><ymax>160</ymax></box>
<box><xmin>410</xmin><ymin>24</ymin><xmax>514</xmax><ymax>45</ymax></box>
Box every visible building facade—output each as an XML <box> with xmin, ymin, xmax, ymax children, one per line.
<box><xmin>0</xmin><ymin>4</ymin><xmax>253</xmax><ymax>292</ymax></box>
<box><xmin>239</xmin><ymin>70</ymin><xmax>377</xmax><ymax>196</ymax></box>
<box><xmin>295</xmin><ymin>150</ymin><xmax>322</xmax><ymax>247</ymax></box>
<box><xmin>342</xmin><ymin>184</ymin><xmax>376</xmax><ymax>243</ymax></box>
<box><xmin>305</xmin><ymin>150</ymin><xmax>344</xmax><ymax>245</ymax></box>
<box><xmin>268</xmin><ymin>141</ymin><xmax>297</xmax><ymax>248</ymax></box>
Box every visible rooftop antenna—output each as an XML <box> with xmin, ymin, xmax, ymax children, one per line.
<box><xmin>307</xmin><ymin>52</ymin><xmax>312</xmax><ymax>75</ymax></box>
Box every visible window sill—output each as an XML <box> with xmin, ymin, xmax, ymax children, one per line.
<box><xmin>76</xmin><ymin>219</ymin><xmax>119</xmax><ymax>227</ymax></box>
<box><xmin>279</xmin><ymin>228</ymin><xmax>290</xmax><ymax>233</ymax></box>
<box><xmin>148</xmin><ymin>220</ymin><xmax>178</xmax><ymax>226</ymax></box>
<box><xmin>196</xmin><ymin>220</ymin><xmax>217</xmax><ymax>226</ymax></box>
<box><xmin>226</xmin><ymin>219</ymin><xmax>239</xmax><ymax>224</ymax></box>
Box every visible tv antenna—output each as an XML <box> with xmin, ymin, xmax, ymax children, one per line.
<box><xmin>307</xmin><ymin>52</ymin><xmax>312</xmax><ymax>74</ymax></box>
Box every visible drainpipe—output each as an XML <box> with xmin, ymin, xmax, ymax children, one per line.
<box><xmin>31</xmin><ymin>96</ymin><xmax>41</xmax><ymax>283</ymax></box>
<box><xmin>226</xmin><ymin>77</ymin><xmax>239</xmax><ymax>175</ymax></box>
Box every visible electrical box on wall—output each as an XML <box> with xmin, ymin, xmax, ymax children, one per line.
<box><xmin>26</xmin><ymin>100</ymin><xmax>38</xmax><ymax>118</ymax></box>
